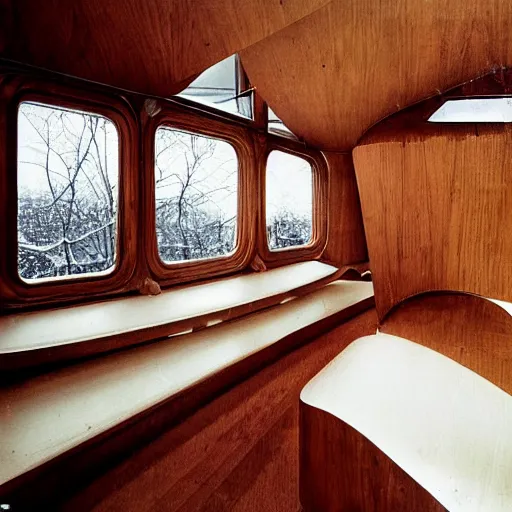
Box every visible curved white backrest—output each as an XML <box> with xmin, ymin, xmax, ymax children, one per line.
<box><xmin>301</xmin><ymin>334</ymin><xmax>512</xmax><ymax>512</ymax></box>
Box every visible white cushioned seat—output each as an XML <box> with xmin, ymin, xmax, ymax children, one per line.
<box><xmin>301</xmin><ymin>333</ymin><xmax>512</xmax><ymax>512</ymax></box>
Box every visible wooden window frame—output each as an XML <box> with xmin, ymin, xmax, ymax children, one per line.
<box><xmin>257</xmin><ymin>135</ymin><xmax>328</xmax><ymax>267</ymax></box>
<box><xmin>0</xmin><ymin>74</ymin><xmax>139</xmax><ymax>309</ymax></box>
<box><xmin>142</xmin><ymin>103</ymin><xmax>257</xmax><ymax>287</ymax></box>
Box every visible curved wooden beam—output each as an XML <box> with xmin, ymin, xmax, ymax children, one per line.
<box><xmin>380</xmin><ymin>292</ymin><xmax>512</xmax><ymax>395</ymax></box>
<box><xmin>241</xmin><ymin>0</ymin><xmax>512</xmax><ymax>150</ymax></box>
<box><xmin>1</xmin><ymin>0</ymin><xmax>331</xmax><ymax>96</ymax></box>
<box><xmin>300</xmin><ymin>402</ymin><xmax>446</xmax><ymax>512</ymax></box>
<box><xmin>353</xmin><ymin>112</ymin><xmax>512</xmax><ymax>318</ymax></box>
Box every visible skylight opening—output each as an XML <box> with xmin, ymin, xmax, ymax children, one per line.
<box><xmin>429</xmin><ymin>98</ymin><xmax>512</xmax><ymax>123</ymax></box>
<box><xmin>177</xmin><ymin>55</ymin><xmax>253</xmax><ymax>119</ymax></box>
<box><xmin>268</xmin><ymin>107</ymin><xmax>297</xmax><ymax>138</ymax></box>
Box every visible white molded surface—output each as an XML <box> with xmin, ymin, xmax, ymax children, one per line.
<box><xmin>0</xmin><ymin>261</ymin><xmax>337</xmax><ymax>353</ymax></box>
<box><xmin>301</xmin><ymin>333</ymin><xmax>512</xmax><ymax>512</ymax></box>
<box><xmin>0</xmin><ymin>280</ymin><xmax>373</xmax><ymax>486</ymax></box>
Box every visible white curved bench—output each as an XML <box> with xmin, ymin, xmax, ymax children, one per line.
<box><xmin>300</xmin><ymin>333</ymin><xmax>512</xmax><ymax>512</ymax></box>
<box><xmin>0</xmin><ymin>279</ymin><xmax>373</xmax><ymax>489</ymax></box>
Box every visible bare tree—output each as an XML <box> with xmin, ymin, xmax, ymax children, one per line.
<box><xmin>17</xmin><ymin>107</ymin><xmax>312</xmax><ymax>281</ymax></box>
<box><xmin>17</xmin><ymin>103</ymin><xmax>118</xmax><ymax>280</ymax></box>
<box><xmin>154</xmin><ymin>129</ymin><xmax>237</xmax><ymax>262</ymax></box>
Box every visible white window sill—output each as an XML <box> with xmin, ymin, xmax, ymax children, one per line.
<box><xmin>0</xmin><ymin>261</ymin><xmax>340</xmax><ymax>369</ymax></box>
<box><xmin>0</xmin><ymin>279</ymin><xmax>373</xmax><ymax>487</ymax></box>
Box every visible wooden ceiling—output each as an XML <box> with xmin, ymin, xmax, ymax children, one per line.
<box><xmin>241</xmin><ymin>0</ymin><xmax>512</xmax><ymax>150</ymax></box>
<box><xmin>2</xmin><ymin>0</ymin><xmax>512</xmax><ymax>150</ymax></box>
<box><xmin>0</xmin><ymin>0</ymin><xmax>329</xmax><ymax>96</ymax></box>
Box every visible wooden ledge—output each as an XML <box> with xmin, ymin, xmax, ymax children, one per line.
<box><xmin>0</xmin><ymin>261</ymin><xmax>339</xmax><ymax>371</ymax></box>
<box><xmin>300</xmin><ymin>334</ymin><xmax>512</xmax><ymax>512</ymax></box>
<box><xmin>0</xmin><ymin>280</ymin><xmax>373</xmax><ymax>492</ymax></box>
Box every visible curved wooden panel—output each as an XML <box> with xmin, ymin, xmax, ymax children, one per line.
<box><xmin>300</xmin><ymin>402</ymin><xmax>446</xmax><ymax>512</ymax></box>
<box><xmin>300</xmin><ymin>333</ymin><xmax>512</xmax><ymax>511</ymax></box>
<box><xmin>1</xmin><ymin>0</ymin><xmax>330</xmax><ymax>96</ymax></box>
<box><xmin>321</xmin><ymin>152</ymin><xmax>368</xmax><ymax>266</ymax></box>
<box><xmin>353</xmin><ymin>122</ymin><xmax>512</xmax><ymax>318</ymax></box>
<box><xmin>241</xmin><ymin>0</ymin><xmax>512</xmax><ymax>150</ymax></box>
<box><xmin>381</xmin><ymin>293</ymin><xmax>512</xmax><ymax>395</ymax></box>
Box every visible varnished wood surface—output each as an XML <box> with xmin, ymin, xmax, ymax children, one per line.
<box><xmin>0</xmin><ymin>280</ymin><xmax>373</xmax><ymax>490</ymax></box>
<box><xmin>300</xmin><ymin>403</ymin><xmax>446</xmax><ymax>512</ymax></box>
<box><xmin>140</xmin><ymin>104</ymin><xmax>258</xmax><ymax>286</ymax></box>
<box><xmin>5</xmin><ymin>0</ymin><xmax>512</xmax><ymax>151</ymax></box>
<box><xmin>381</xmin><ymin>293</ymin><xmax>512</xmax><ymax>395</ymax></box>
<box><xmin>0</xmin><ymin>64</ymin><xmax>339</xmax><ymax>312</ymax></box>
<box><xmin>241</xmin><ymin>0</ymin><xmax>512</xmax><ymax>150</ymax></box>
<box><xmin>353</xmin><ymin>122</ymin><xmax>512</xmax><ymax>318</ymax></box>
<box><xmin>48</xmin><ymin>310</ymin><xmax>378</xmax><ymax>512</ymax></box>
<box><xmin>300</xmin><ymin>333</ymin><xmax>512</xmax><ymax>511</ymax></box>
<box><xmin>0</xmin><ymin>72</ymin><xmax>140</xmax><ymax>309</ymax></box>
<box><xmin>321</xmin><ymin>152</ymin><xmax>367</xmax><ymax>266</ymax></box>
<box><xmin>0</xmin><ymin>0</ymin><xmax>330</xmax><ymax>97</ymax></box>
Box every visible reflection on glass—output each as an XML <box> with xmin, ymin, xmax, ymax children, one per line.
<box><xmin>268</xmin><ymin>107</ymin><xmax>297</xmax><ymax>138</ymax></box>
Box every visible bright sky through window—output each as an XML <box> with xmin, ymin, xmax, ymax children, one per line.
<box><xmin>154</xmin><ymin>127</ymin><xmax>238</xmax><ymax>263</ymax></box>
<box><xmin>178</xmin><ymin>55</ymin><xmax>252</xmax><ymax>119</ymax></box>
<box><xmin>268</xmin><ymin>107</ymin><xmax>296</xmax><ymax>137</ymax></box>
<box><xmin>17</xmin><ymin>102</ymin><xmax>119</xmax><ymax>281</ymax></box>
<box><xmin>266</xmin><ymin>150</ymin><xmax>312</xmax><ymax>250</ymax></box>
<box><xmin>429</xmin><ymin>98</ymin><xmax>512</xmax><ymax>122</ymax></box>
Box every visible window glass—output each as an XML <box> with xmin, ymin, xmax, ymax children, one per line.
<box><xmin>266</xmin><ymin>150</ymin><xmax>313</xmax><ymax>250</ymax></box>
<box><xmin>178</xmin><ymin>55</ymin><xmax>252</xmax><ymax>119</ymax></box>
<box><xmin>155</xmin><ymin>127</ymin><xmax>238</xmax><ymax>263</ymax></box>
<box><xmin>268</xmin><ymin>107</ymin><xmax>296</xmax><ymax>138</ymax></box>
<box><xmin>429</xmin><ymin>98</ymin><xmax>512</xmax><ymax>122</ymax></box>
<box><xmin>17</xmin><ymin>102</ymin><xmax>119</xmax><ymax>281</ymax></box>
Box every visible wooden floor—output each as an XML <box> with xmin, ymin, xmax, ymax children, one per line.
<box><xmin>62</xmin><ymin>309</ymin><xmax>378</xmax><ymax>512</ymax></box>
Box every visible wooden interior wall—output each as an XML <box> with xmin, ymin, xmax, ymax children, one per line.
<box><xmin>4</xmin><ymin>0</ymin><xmax>512</xmax><ymax>152</ymax></box>
<box><xmin>353</xmin><ymin>122</ymin><xmax>512</xmax><ymax>318</ymax></box>
<box><xmin>381</xmin><ymin>293</ymin><xmax>512</xmax><ymax>395</ymax></box>
<box><xmin>0</xmin><ymin>0</ymin><xmax>329</xmax><ymax>96</ymax></box>
<box><xmin>240</xmin><ymin>0</ymin><xmax>512</xmax><ymax>150</ymax></box>
<box><xmin>321</xmin><ymin>152</ymin><xmax>367</xmax><ymax>266</ymax></box>
<box><xmin>300</xmin><ymin>402</ymin><xmax>446</xmax><ymax>512</ymax></box>
<box><xmin>56</xmin><ymin>310</ymin><xmax>378</xmax><ymax>512</ymax></box>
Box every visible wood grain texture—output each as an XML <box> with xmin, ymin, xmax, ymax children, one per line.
<box><xmin>381</xmin><ymin>292</ymin><xmax>512</xmax><ymax>395</ymax></box>
<box><xmin>241</xmin><ymin>0</ymin><xmax>512</xmax><ymax>150</ymax></box>
<box><xmin>0</xmin><ymin>280</ymin><xmax>374</xmax><ymax>491</ymax></box>
<box><xmin>353</xmin><ymin>122</ymin><xmax>512</xmax><ymax>318</ymax></box>
<box><xmin>0</xmin><ymin>71</ymin><xmax>140</xmax><ymax>309</ymax></box>
<box><xmin>0</xmin><ymin>63</ymin><xmax>330</xmax><ymax>312</ymax></box>
<box><xmin>1</xmin><ymin>0</ymin><xmax>330</xmax><ymax>96</ymax></box>
<box><xmin>3</xmin><ymin>309</ymin><xmax>378</xmax><ymax>511</ymax></box>
<box><xmin>300</xmin><ymin>402</ymin><xmax>446</xmax><ymax>512</ymax></box>
<box><xmin>141</xmin><ymin>101</ymin><xmax>258</xmax><ymax>286</ymax></box>
<box><xmin>321</xmin><ymin>152</ymin><xmax>368</xmax><ymax>266</ymax></box>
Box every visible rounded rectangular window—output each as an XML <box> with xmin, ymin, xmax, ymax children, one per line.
<box><xmin>155</xmin><ymin>127</ymin><xmax>238</xmax><ymax>263</ymax></box>
<box><xmin>266</xmin><ymin>150</ymin><xmax>313</xmax><ymax>251</ymax></box>
<box><xmin>429</xmin><ymin>98</ymin><xmax>512</xmax><ymax>123</ymax></box>
<box><xmin>17</xmin><ymin>102</ymin><xmax>119</xmax><ymax>282</ymax></box>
